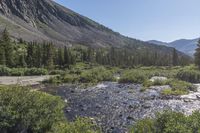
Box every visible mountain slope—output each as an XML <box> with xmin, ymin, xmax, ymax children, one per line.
<box><xmin>148</xmin><ymin>40</ymin><xmax>168</xmax><ymax>46</ymax></box>
<box><xmin>0</xmin><ymin>0</ymin><xmax>192</xmax><ymax>61</ymax></box>
<box><xmin>0</xmin><ymin>0</ymin><xmax>132</xmax><ymax>47</ymax></box>
<box><xmin>148</xmin><ymin>38</ymin><xmax>199</xmax><ymax>56</ymax></box>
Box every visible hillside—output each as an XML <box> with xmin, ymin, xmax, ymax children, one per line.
<box><xmin>0</xmin><ymin>0</ymin><xmax>191</xmax><ymax>60</ymax></box>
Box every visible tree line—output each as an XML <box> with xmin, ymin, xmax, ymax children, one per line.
<box><xmin>0</xmin><ymin>29</ymin><xmax>191</xmax><ymax>69</ymax></box>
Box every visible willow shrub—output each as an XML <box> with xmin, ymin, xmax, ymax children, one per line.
<box><xmin>130</xmin><ymin>111</ymin><xmax>200</xmax><ymax>133</ymax></box>
<box><xmin>0</xmin><ymin>86</ymin><xmax>100</xmax><ymax>133</ymax></box>
<box><xmin>176</xmin><ymin>69</ymin><xmax>200</xmax><ymax>83</ymax></box>
<box><xmin>80</xmin><ymin>67</ymin><xmax>114</xmax><ymax>83</ymax></box>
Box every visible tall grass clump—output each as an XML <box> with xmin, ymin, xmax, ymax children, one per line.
<box><xmin>176</xmin><ymin>69</ymin><xmax>200</xmax><ymax>83</ymax></box>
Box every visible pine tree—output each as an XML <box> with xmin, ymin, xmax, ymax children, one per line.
<box><xmin>172</xmin><ymin>48</ymin><xmax>178</xmax><ymax>66</ymax></box>
<box><xmin>35</xmin><ymin>44</ymin><xmax>42</xmax><ymax>68</ymax></box>
<box><xmin>19</xmin><ymin>54</ymin><xmax>27</xmax><ymax>67</ymax></box>
<box><xmin>46</xmin><ymin>43</ymin><xmax>54</xmax><ymax>69</ymax></box>
<box><xmin>26</xmin><ymin>43</ymin><xmax>34</xmax><ymax>67</ymax></box>
<box><xmin>0</xmin><ymin>42</ymin><xmax>6</xmax><ymax>65</ymax></box>
<box><xmin>64</xmin><ymin>46</ymin><xmax>70</xmax><ymax>66</ymax></box>
<box><xmin>194</xmin><ymin>40</ymin><xmax>200</xmax><ymax>69</ymax></box>
<box><xmin>2</xmin><ymin>28</ymin><xmax>14</xmax><ymax>67</ymax></box>
<box><xmin>58</xmin><ymin>48</ymin><xmax>64</xmax><ymax>67</ymax></box>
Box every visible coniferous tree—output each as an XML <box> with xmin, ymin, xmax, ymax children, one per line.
<box><xmin>26</xmin><ymin>43</ymin><xmax>34</xmax><ymax>67</ymax></box>
<box><xmin>35</xmin><ymin>44</ymin><xmax>42</xmax><ymax>68</ymax></box>
<box><xmin>46</xmin><ymin>43</ymin><xmax>54</xmax><ymax>69</ymax></box>
<box><xmin>195</xmin><ymin>40</ymin><xmax>200</xmax><ymax>69</ymax></box>
<box><xmin>172</xmin><ymin>48</ymin><xmax>178</xmax><ymax>66</ymax></box>
<box><xmin>2</xmin><ymin>28</ymin><xmax>14</xmax><ymax>67</ymax></box>
<box><xmin>19</xmin><ymin>54</ymin><xmax>27</xmax><ymax>67</ymax></box>
<box><xmin>64</xmin><ymin>46</ymin><xmax>70</xmax><ymax>66</ymax></box>
<box><xmin>0</xmin><ymin>41</ymin><xmax>6</xmax><ymax>65</ymax></box>
<box><xmin>58</xmin><ymin>48</ymin><xmax>64</xmax><ymax>67</ymax></box>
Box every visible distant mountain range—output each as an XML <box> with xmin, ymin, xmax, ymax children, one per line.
<box><xmin>148</xmin><ymin>38</ymin><xmax>199</xmax><ymax>56</ymax></box>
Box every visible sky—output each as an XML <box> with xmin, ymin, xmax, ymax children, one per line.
<box><xmin>55</xmin><ymin>0</ymin><xmax>200</xmax><ymax>42</ymax></box>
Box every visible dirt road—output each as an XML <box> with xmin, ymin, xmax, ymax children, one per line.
<box><xmin>0</xmin><ymin>76</ymin><xmax>52</xmax><ymax>86</ymax></box>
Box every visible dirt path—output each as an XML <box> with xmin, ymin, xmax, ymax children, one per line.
<box><xmin>0</xmin><ymin>76</ymin><xmax>52</xmax><ymax>86</ymax></box>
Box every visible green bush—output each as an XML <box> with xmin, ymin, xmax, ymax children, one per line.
<box><xmin>161</xmin><ymin>88</ymin><xmax>188</xmax><ymax>96</ymax></box>
<box><xmin>10</xmin><ymin>68</ymin><xmax>25</xmax><ymax>76</ymax></box>
<box><xmin>49</xmin><ymin>70</ymin><xmax>66</xmax><ymax>75</ymax></box>
<box><xmin>161</xmin><ymin>79</ymin><xmax>196</xmax><ymax>96</ymax></box>
<box><xmin>129</xmin><ymin>118</ymin><xmax>155</xmax><ymax>133</ymax></box>
<box><xmin>0</xmin><ymin>86</ymin><xmax>65</xmax><ymax>133</ymax></box>
<box><xmin>44</xmin><ymin>76</ymin><xmax>63</xmax><ymax>84</ymax></box>
<box><xmin>63</xmin><ymin>74</ymin><xmax>79</xmax><ymax>83</ymax></box>
<box><xmin>176</xmin><ymin>69</ymin><xmax>200</xmax><ymax>83</ymax></box>
<box><xmin>0</xmin><ymin>67</ymin><xmax>49</xmax><ymax>76</ymax></box>
<box><xmin>24</xmin><ymin>68</ymin><xmax>48</xmax><ymax>76</ymax></box>
<box><xmin>143</xmin><ymin>79</ymin><xmax>167</xmax><ymax>88</ymax></box>
<box><xmin>0</xmin><ymin>66</ymin><xmax>11</xmax><ymax>76</ymax></box>
<box><xmin>0</xmin><ymin>86</ymin><xmax>101</xmax><ymax>133</ymax></box>
<box><xmin>80</xmin><ymin>67</ymin><xmax>113</xmax><ymax>83</ymax></box>
<box><xmin>50</xmin><ymin>118</ymin><xmax>101</xmax><ymax>133</ymax></box>
<box><xmin>119</xmin><ymin>70</ymin><xmax>147</xmax><ymax>84</ymax></box>
<box><xmin>131</xmin><ymin>110</ymin><xmax>200</xmax><ymax>133</ymax></box>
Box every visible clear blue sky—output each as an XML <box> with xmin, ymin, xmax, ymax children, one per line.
<box><xmin>55</xmin><ymin>0</ymin><xmax>200</xmax><ymax>42</ymax></box>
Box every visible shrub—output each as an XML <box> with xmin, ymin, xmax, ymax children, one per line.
<box><xmin>0</xmin><ymin>66</ymin><xmax>11</xmax><ymax>76</ymax></box>
<box><xmin>119</xmin><ymin>70</ymin><xmax>147</xmax><ymax>84</ymax></box>
<box><xmin>0</xmin><ymin>86</ymin><xmax>65</xmax><ymax>133</ymax></box>
<box><xmin>176</xmin><ymin>69</ymin><xmax>200</xmax><ymax>83</ymax></box>
<box><xmin>143</xmin><ymin>79</ymin><xmax>167</xmax><ymax>88</ymax></box>
<box><xmin>63</xmin><ymin>74</ymin><xmax>79</xmax><ymax>83</ymax></box>
<box><xmin>50</xmin><ymin>118</ymin><xmax>101</xmax><ymax>133</ymax></box>
<box><xmin>24</xmin><ymin>68</ymin><xmax>48</xmax><ymax>76</ymax></box>
<box><xmin>131</xmin><ymin>110</ymin><xmax>200</xmax><ymax>133</ymax></box>
<box><xmin>161</xmin><ymin>88</ymin><xmax>188</xmax><ymax>96</ymax></box>
<box><xmin>49</xmin><ymin>70</ymin><xmax>66</xmax><ymax>75</ymax></box>
<box><xmin>168</xmin><ymin>79</ymin><xmax>196</xmax><ymax>91</ymax></box>
<box><xmin>161</xmin><ymin>79</ymin><xmax>196</xmax><ymax>96</ymax></box>
<box><xmin>130</xmin><ymin>118</ymin><xmax>155</xmax><ymax>133</ymax></box>
<box><xmin>0</xmin><ymin>86</ymin><xmax>101</xmax><ymax>133</ymax></box>
<box><xmin>44</xmin><ymin>76</ymin><xmax>63</xmax><ymax>84</ymax></box>
<box><xmin>10</xmin><ymin>68</ymin><xmax>25</xmax><ymax>76</ymax></box>
<box><xmin>80</xmin><ymin>67</ymin><xmax>113</xmax><ymax>83</ymax></box>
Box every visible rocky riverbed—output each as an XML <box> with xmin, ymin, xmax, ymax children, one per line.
<box><xmin>55</xmin><ymin>82</ymin><xmax>200</xmax><ymax>133</ymax></box>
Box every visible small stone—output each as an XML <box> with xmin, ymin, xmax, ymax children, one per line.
<box><xmin>127</xmin><ymin>116</ymin><xmax>134</xmax><ymax>120</ymax></box>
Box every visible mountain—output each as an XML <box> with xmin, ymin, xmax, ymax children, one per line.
<box><xmin>148</xmin><ymin>40</ymin><xmax>168</xmax><ymax>46</ymax></box>
<box><xmin>0</xmin><ymin>0</ymin><xmax>191</xmax><ymax>60</ymax></box>
<box><xmin>148</xmin><ymin>38</ymin><xmax>199</xmax><ymax>56</ymax></box>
